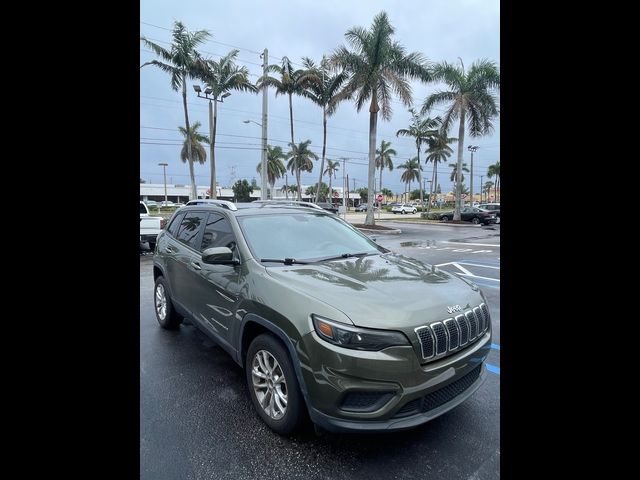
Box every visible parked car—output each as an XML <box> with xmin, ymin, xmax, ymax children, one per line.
<box><xmin>160</xmin><ymin>201</ymin><xmax>177</xmax><ymax>208</ymax></box>
<box><xmin>355</xmin><ymin>204</ymin><xmax>378</xmax><ymax>212</ymax></box>
<box><xmin>439</xmin><ymin>207</ymin><xmax>497</xmax><ymax>225</ymax></box>
<box><xmin>145</xmin><ymin>200</ymin><xmax>158</xmax><ymax>208</ymax></box>
<box><xmin>476</xmin><ymin>203</ymin><xmax>500</xmax><ymax>223</ymax></box>
<box><xmin>140</xmin><ymin>202</ymin><xmax>166</xmax><ymax>251</ymax></box>
<box><xmin>391</xmin><ymin>203</ymin><xmax>418</xmax><ymax>214</ymax></box>
<box><xmin>315</xmin><ymin>202</ymin><xmax>339</xmax><ymax>214</ymax></box>
<box><xmin>153</xmin><ymin>203</ymin><xmax>491</xmax><ymax>434</ymax></box>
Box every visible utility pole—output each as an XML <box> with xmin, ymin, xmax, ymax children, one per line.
<box><xmin>468</xmin><ymin>145</ymin><xmax>479</xmax><ymax>205</ymax></box>
<box><xmin>480</xmin><ymin>174</ymin><xmax>484</xmax><ymax>203</ymax></box>
<box><xmin>159</xmin><ymin>163</ymin><xmax>168</xmax><ymax>206</ymax></box>
<box><xmin>260</xmin><ymin>49</ymin><xmax>269</xmax><ymax>200</ymax></box>
<box><xmin>343</xmin><ymin>159</ymin><xmax>347</xmax><ymax>220</ymax></box>
<box><xmin>285</xmin><ymin>174</ymin><xmax>289</xmax><ymax>199</ymax></box>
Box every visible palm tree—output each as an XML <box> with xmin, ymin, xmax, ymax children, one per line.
<box><xmin>300</xmin><ymin>57</ymin><xmax>349</xmax><ymax>203</ymax></box>
<box><xmin>178</xmin><ymin>123</ymin><xmax>209</xmax><ymax>179</ymax></box>
<box><xmin>483</xmin><ymin>180</ymin><xmax>495</xmax><ymax>202</ymax></box>
<box><xmin>257</xmin><ymin>56</ymin><xmax>307</xmax><ymax>149</ymax></box>
<box><xmin>487</xmin><ymin>161</ymin><xmax>500</xmax><ymax>201</ymax></box>
<box><xmin>332</xmin><ymin>11</ymin><xmax>430</xmax><ymax>225</ymax></box>
<box><xmin>375</xmin><ymin>140</ymin><xmax>397</xmax><ymax>196</ymax></box>
<box><xmin>381</xmin><ymin>188</ymin><xmax>393</xmax><ymax>200</ymax></box>
<box><xmin>396</xmin><ymin>109</ymin><xmax>440</xmax><ymax>210</ymax></box>
<box><xmin>323</xmin><ymin>159</ymin><xmax>340</xmax><ymax>202</ymax></box>
<box><xmin>425</xmin><ymin>133</ymin><xmax>457</xmax><ymax>212</ymax></box>
<box><xmin>141</xmin><ymin>21</ymin><xmax>211</xmax><ymax>199</ymax></box>
<box><xmin>421</xmin><ymin>58</ymin><xmax>499</xmax><ymax>220</ymax></box>
<box><xmin>280</xmin><ymin>184</ymin><xmax>292</xmax><ymax>199</ymax></box>
<box><xmin>197</xmin><ymin>50</ymin><xmax>257</xmax><ymax>199</ymax></box>
<box><xmin>398</xmin><ymin>157</ymin><xmax>422</xmax><ymax>202</ymax></box>
<box><xmin>449</xmin><ymin>162</ymin><xmax>469</xmax><ymax>183</ymax></box>
<box><xmin>256</xmin><ymin>145</ymin><xmax>287</xmax><ymax>198</ymax></box>
<box><xmin>287</xmin><ymin>140</ymin><xmax>318</xmax><ymax>200</ymax></box>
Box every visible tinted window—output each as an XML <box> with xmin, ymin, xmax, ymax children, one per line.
<box><xmin>167</xmin><ymin>212</ymin><xmax>186</xmax><ymax>237</ymax></box>
<box><xmin>140</xmin><ymin>203</ymin><xmax>148</xmax><ymax>214</ymax></box>
<box><xmin>201</xmin><ymin>213</ymin><xmax>237</xmax><ymax>252</ymax></box>
<box><xmin>175</xmin><ymin>212</ymin><xmax>207</xmax><ymax>249</ymax></box>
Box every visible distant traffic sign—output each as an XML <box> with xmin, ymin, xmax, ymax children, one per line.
<box><xmin>333</xmin><ymin>191</ymin><xmax>340</xmax><ymax>198</ymax></box>
<box><xmin>376</xmin><ymin>194</ymin><xmax>383</xmax><ymax>202</ymax></box>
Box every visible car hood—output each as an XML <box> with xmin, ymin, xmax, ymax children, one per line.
<box><xmin>264</xmin><ymin>253</ymin><xmax>483</xmax><ymax>329</ymax></box>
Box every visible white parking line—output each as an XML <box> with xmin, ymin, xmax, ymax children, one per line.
<box><xmin>458</xmin><ymin>273</ymin><xmax>500</xmax><ymax>283</ymax></box>
<box><xmin>442</xmin><ymin>241</ymin><xmax>500</xmax><ymax>247</ymax></box>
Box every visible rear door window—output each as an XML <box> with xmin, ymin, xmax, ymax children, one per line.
<box><xmin>175</xmin><ymin>212</ymin><xmax>208</xmax><ymax>249</ymax></box>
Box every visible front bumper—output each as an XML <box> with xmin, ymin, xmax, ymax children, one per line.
<box><xmin>299</xmin><ymin>328</ymin><xmax>491</xmax><ymax>433</ymax></box>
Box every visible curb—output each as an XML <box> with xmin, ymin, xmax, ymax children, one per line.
<box><xmin>355</xmin><ymin>227</ymin><xmax>402</xmax><ymax>235</ymax></box>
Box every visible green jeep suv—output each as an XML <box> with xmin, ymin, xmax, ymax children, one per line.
<box><xmin>152</xmin><ymin>201</ymin><xmax>492</xmax><ymax>434</ymax></box>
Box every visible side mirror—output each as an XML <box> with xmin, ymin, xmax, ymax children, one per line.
<box><xmin>202</xmin><ymin>247</ymin><xmax>238</xmax><ymax>265</ymax></box>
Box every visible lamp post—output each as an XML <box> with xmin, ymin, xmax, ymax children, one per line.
<box><xmin>243</xmin><ymin>119</ymin><xmax>268</xmax><ymax>200</ymax></box>
<box><xmin>468</xmin><ymin>145</ymin><xmax>479</xmax><ymax>206</ymax></box>
<box><xmin>193</xmin><ymin>85</ymin><xmax>231</xmax><ymax>199</ymax></box>
<box><xmin>158</xmin><ymin>162</ymin><xmax>168</xmax><ymax>207</ymax></box>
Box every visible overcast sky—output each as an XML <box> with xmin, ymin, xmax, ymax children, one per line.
<box><xmin>140</xmin><ymin>0</ymin><xmax>499</xmax><ymax>195</ymax></box>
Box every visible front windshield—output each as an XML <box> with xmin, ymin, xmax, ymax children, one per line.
<box><xmin>238</xmin><ymin>212</ymin><xmax>384</xmax><ymax>262</ymax></box>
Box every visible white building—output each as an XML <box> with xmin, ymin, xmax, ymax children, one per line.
<box><xmin>139</xmin><ymin>183</ymin><xmax>361</xmax><ymax>204</ymax></box>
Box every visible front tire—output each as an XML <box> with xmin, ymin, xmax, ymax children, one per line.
<box><xmin>246</xmin><ymin>334</ymin><xmax>305</xmax><ymax>435</ymax></box>
<box><xmin>154</xmin><ymin>276</ymin><xmax>183</xmax><ymax>329</ymax></box>
<box><xmin>471</xmin><ymin>217</ymin><xmax>480</xmax><ymax>224</ymax></box>
<box><xmin>441</xmin><ymin>216</ymin><xmax>449</xmax><ymax>221</ymax></box>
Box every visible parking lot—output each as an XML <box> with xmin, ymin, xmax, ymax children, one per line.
<box><xmin>140</xmin><ymin>221</ymin><xmax>500</xmax><ymax>479</ymax></box>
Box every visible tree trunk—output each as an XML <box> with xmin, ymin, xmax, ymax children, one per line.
<box><xmin>417</xmin><ymin>144</ymin><xmax>423</xmax><ymax>212</ymax></box>
<box><xmin>182</xmin><ymin>81</ymin><xmax>196</xmax><ymax>200</ymax></box>
<box><xmin>365</xmin><ymin>97</ymin><xmax>378</xmax><ymax>226</ymax></box>
<box><xmin>328</xmin><ymin>171</ymin><xmax>332</xmax><ymax>204</ymax></box>
<box><xmin>288</xmin><ymin>93</ymin><xmax>295</xmax><ymax>147</ymax></box>
<box><xmin>379</xmin><ymin>166</ymin><xmax>383</xmax><ymax>195</ymax></box>
<box><xmin>210</xmin><ymin>99</ymin><xmax>218</xmax><ymax>199</ymax></box>
<box><xmin>315</xmin><ymin>108</ymin><xmax>327</xmax><ymax>203</ymax></box>
<box><xmin>295</xmin><ymin>166</ymin><xmax>302</xmax><ymax>201</ymax></box>
<box><xmin>454</xmin><ymin>108</ymin><xmax>466</xmax><ymax>221</ymax></box>
<box><xmin>427</xmin><ymin>159</ymin><xmax>436</xmax><ymax>214</ymax></box>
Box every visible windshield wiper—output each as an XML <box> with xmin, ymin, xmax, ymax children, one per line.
<box><xmin>316</xmin><ymin>252</ymin><xmax>377</xmax><ymax>262</ymax></box>
<box><xmin>260</xmin><ymin>258</ymin><xmax>312</xmax><ymax>265</ymax></box>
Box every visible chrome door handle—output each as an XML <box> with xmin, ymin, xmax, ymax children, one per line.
<box><xmin>190</xmin><ymin>261</ymin><xmax>202</xmax><ymax>270</ymax></box>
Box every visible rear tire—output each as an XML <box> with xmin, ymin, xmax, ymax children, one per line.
<box><xmin>154</xmin><ymin>276</ymin><xmax>183</xmax><ymax>329</ymax></box>
<box><xmin>441</xmin><ymin>216</ymin><xmax>449</xmax><ymax>221</ymax></box>
<box><xmin>246</xmin><ymin>333</ymin><xmax>305</xmax><ymax>435</ymax></box>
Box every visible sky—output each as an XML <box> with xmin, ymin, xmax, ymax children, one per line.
<box><xmin>140</xmin><ymin>0</ymin><xmax>499</xmax><ymax>196</ymax></box>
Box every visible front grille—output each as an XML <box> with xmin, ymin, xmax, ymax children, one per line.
<box><xmin>340</xmin><ymin>391</ymin><xmax>394</xmax><ymax>412</ymax></box>
<box><xmin>393</xmin><ymin>364</ymin><xmax>482</xmax><ymax>418</ymax></box>
<box><xmin>415</xmin><ymin>303</ymin><xmax>490</xmax><ymax>361</ymax></box>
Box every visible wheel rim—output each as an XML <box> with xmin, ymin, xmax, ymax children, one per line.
<box><xmin>472</xmin><ymin>217</ymin><xmax>479</xmax><ymax>224</ymax></box>
<box><xmin>252</xmin><ymin>350</ymin><xmax>288</xmax><ymax>420</ymax></box>
<box><xmin>155</xmin><ymin>284</ymin><xmax>167</xmax><ymax>320</ymax></box>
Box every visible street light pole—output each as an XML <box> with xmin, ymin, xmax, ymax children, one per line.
<box><xmin>193</xmin><ymin>85</ymin><xmax>231</xmax><ymax>199</ymax></box>
<box><xmin>158</xmin><ymin>163</ymin><xmax>168</xmax><ymax>206</ymax></box>
<box><xmin>480</xmin><ymin>174</ymin><xmax>484</xmax><ymax>203</ymax></box>
<box><xmin>260</xmin><ymin>49</ymin><xmax>269</xmax><ymax>200</ymax></box>
<box><xmin>468</xmin><ymin>145</ymin><xmax>479</xmax><ymax>205</ymax></box>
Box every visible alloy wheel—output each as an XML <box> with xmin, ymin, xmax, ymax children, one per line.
<box><xmin>155</xmin><ymin>284</ymin><xmax>167</xmax><ymax>320</ymax></box>
<box><xmin>252</xmin><ymin>350</ymin><xmax>288</xmax><ymax>420</ymax></box>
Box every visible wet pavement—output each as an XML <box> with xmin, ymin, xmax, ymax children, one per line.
<box><xmin>140</xmin><ymin>222</ymin><xmax>500</xmax><ymax>479</ymax></box>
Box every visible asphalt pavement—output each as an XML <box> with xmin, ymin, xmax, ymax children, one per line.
<box><xmin>140</xmin><ymin>221</ymin><xmax>500</xmax><ymax>479</ymax></box>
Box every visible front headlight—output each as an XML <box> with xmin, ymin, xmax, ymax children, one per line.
<box><xmin>312</xmin><ymin>315</ymin><xmax>410</xmax><ymax>351</ymax></box>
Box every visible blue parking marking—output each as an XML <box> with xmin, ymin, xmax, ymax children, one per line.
<box><xmin>485</xmin><ymin>363</ymin><xmax>500</xmax><ymax>375</ymax></box>
<box><xmin>491</xmin><ymin>343</ymin><xmax>500</xmax><ymax>351</ymax></box>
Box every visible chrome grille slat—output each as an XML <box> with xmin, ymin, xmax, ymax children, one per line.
<box><xmin>466</xmin><ymin>310</ymin><xmax>478</xmax><ymax>340</ymax></box>
<box><xmin>415</xmin><ymin>304</ymin><xmax>491</xmax><ymax>361</ymax></box>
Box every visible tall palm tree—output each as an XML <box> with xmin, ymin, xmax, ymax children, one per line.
<box><xmin>398</xmin><ymin>157</ymin><xmax>422</xmax><ymax>202</ymax></box>
<box><xmin>421</xmin><ymin>58</ymin><xmax>500</xmax><ymax>220</ymax></box>
<box><xmin>425</xmin><ymin>133</ymin><xmax>457</xmax><ymax>212</ymax></box>
<box><xmin>141</xmin><ymin>21</ymin><xmax>211</xmax><ymax>199</ymax></box>
<box><xmin>300</xmin><ymin>56</ymin><xmax>349</xmax><ymax>203</ymax></box>
<box><xmin>396</xmin><ymin>109</ymin><xmax>441</xmax><ymax>211</ymax></box>
<box><xmin>197</xmin><ymin>50</ymin><xmax>257</xmax><ymax>199</ymax></box>
<box><xmin>256</xmin><ymin>145</ymin><xmax>287</xmax><ymax>198</ymax></box>
<box><xmin>449</xmin><ymin>163</ymin><xmax>469</xmax><ymax>183</ymax></box>
<box><xmin>375</xmin><ymin>140</ymin><xmax>397</xmax><ymax>196</ymax></box>
<box><xmin>280</xmin><ymin>184</ymin><xmax>292</xmax><ymax>199</ymax></box>
<box><xmin>178</xmin><ymin>122</ymin><xmax>209</xmax><ymax>183</ymax></box>
<box><xmin>287</xmin><ymin>140</ymin><xmax>318</xmax><ymax>200</ymax></box>
<box><xmin>487</xmin><ymin>161</ymin><xmax>500</xmax><ymax>201</ymax></box>
<box><xmin>332</xmin><ymin>11</ymin><xmax>430</xmax><ymax>225</ymax></box>
<box><xmin>257</xmin><ymin>57</ymin><xmax>307</xmax><ymax>149</ymax></box>
<box><xmin>323</xmin><ymin>159</ymin><xmax>340</xmax><ymax>202</ymax></box>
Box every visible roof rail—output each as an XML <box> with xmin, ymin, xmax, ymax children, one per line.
<box><xmin>252</xmin><ymin>200</ymin><xmax>323</xmax><ymax>211</ymax></box>
<box><xmin>186</xmin><ymin>199</ymin><xmax>237</xmax><ymax>211</ymax></box>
